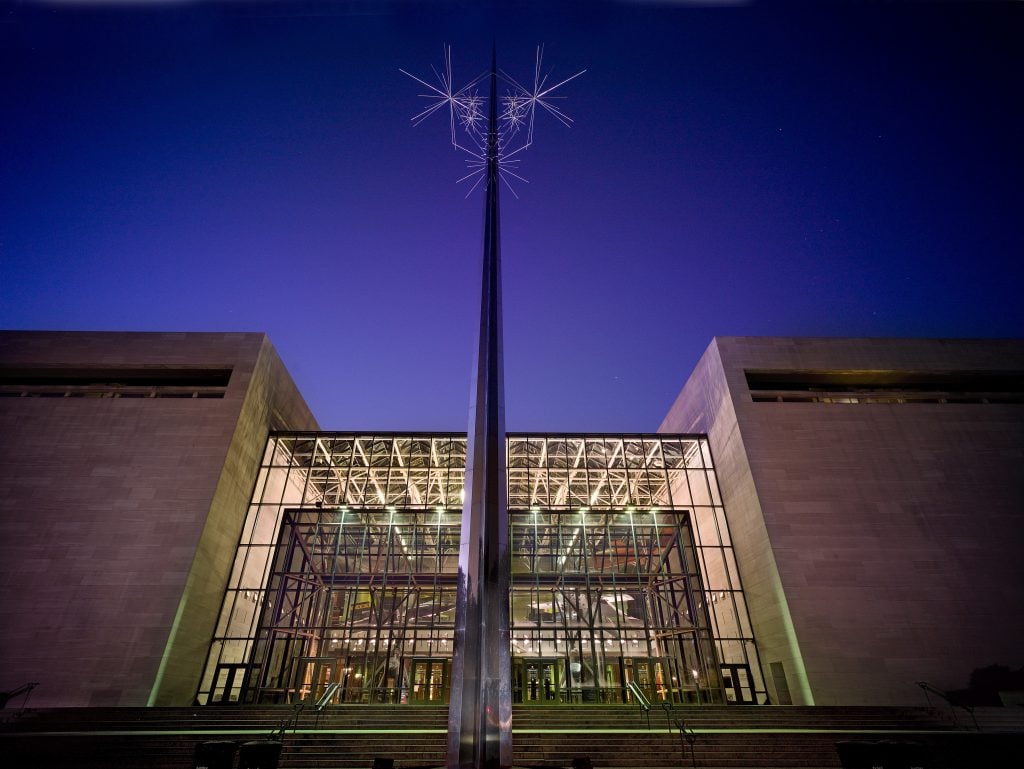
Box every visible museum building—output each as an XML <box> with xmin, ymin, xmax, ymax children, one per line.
<box><xmin>1</xmin><ymin>331</ymin><xmax>1022</xmax><ymax>711</ymax></box>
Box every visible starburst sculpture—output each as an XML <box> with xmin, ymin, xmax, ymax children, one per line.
<box><xmin>401</xmin><ymin>45</ymin><xmax>585</xmax><ymax>196</ymax></box>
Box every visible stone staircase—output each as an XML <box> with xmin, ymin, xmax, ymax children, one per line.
<box><xmin>3</xmin><ymin>703</ymin><xmax>1022</xmax><ymax>768</ymax></box>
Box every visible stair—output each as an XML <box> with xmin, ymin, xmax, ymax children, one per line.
<box><xmin>3</xmin><ymin>704</ymin><xmax>1022</xmax><ymax>768</ymax></box>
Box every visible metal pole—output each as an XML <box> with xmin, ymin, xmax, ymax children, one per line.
<box><xmin>446</xmin><ymin>49</ymin><xmax>512</xmax><ymax>769</ymax></box>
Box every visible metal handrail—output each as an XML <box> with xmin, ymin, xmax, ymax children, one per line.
<box><xmin>0</xmin><ymin>682</ymin><xmax>39</xmax><ymax>713</ymax></box>
<box><xmin>271</xmin><ymin>703</ymin><xmax>304</xmax><ymax>739</ymax></box>
<box><xmin>915</xmin><ymin>680</ymin><xmax>980</xmax><ymax>731</ymax></box>
<box><xmin>625</xmin><ymin>681</ymin><xmax>651</xmax><ymax>729</ymax></box>
<box><xmin>673</xmin><ymin>716</ymin><xmax>698</xmax><ymax>769</ymax></box>
<box><xmin>661</xmin><ymin>700</ymin><xmax>675</xmax><ymax>731</ymax></box>
<box><xmin>314</xmin><ymin>683</ymin><xmax>342</xmax><ymax>711</ymax></box>
<box><xmin>313</xmin><ymin>683</ymin><xmax>342</xmax><ymax>729</ymax></box>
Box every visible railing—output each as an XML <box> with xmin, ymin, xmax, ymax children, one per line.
<box><xmin>268</xmin><ymin>686</ymin><xmax>410</xmax><ymax>705</ymax></box>
<box><xmin>314</xmin><ymin>683</ymin><xmax>342</xmax><ymax>711</ymax></box>
<box><xmin>661</xmin><ymin>701</ymin><xmax>674</xmax><ymax>730</ymax></box>
<box><xmin>659</xmin><ymin>701</ymin><xmax>698</xmax><ymax>767</ymax></box>
<box><xmin>257</xmin><ymin>682</ymin><xmax>717</xmax><ymax>706</ymax></box>
<box><xmin>270</xmin><ymin>703</ymin><xmax>304</xmax><ymax>739</ymax></box>
<box><xmin>625</xmin><ymin>681</ymin><xmax>651</xmax><ymax>729</ymax></box>
<box><xmin>915</xmin><ymin>681</ymin><xmax>979</xmax><ymax>731</ymax></box>
<box><xmin>673</xmin><ymin>716</ymin><xmax>698</xmax><ymax>769</ymax></box>
<box><xmin>557</xmin><ymin>685</ymin><xmax>695</xmax><ymax>705</ymax></box>
<box><xmin>0</xmin><ymin>682</ymin><xmax>39</xmax><ymax>712</ymax></box>
<box><xmin>313</xmin><ymin>683</ymin><xmax>343</xmax><ymax>729</ymax></box>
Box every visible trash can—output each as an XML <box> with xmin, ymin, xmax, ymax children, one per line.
<box><xmin>238</xmin><ymin>740</ymin><xmax>282</xmax><ymax>769</ymax></box>
<box><xmin>193</xmin><ymin>740</ymin><xmax>237</xmax><ymax>769</ymax></box>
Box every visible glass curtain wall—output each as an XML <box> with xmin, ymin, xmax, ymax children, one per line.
<box><xmin>197</xmin><ymin>433</ymin><xmax>765</xmax><ymax>706</ymax></box>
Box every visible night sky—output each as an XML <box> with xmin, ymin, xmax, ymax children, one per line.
<box><xmin>2</xmin><ymin>1</ymin><xmax>1022</xmax><ymax>432</ymax></box>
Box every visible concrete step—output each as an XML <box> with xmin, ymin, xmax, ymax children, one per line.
<box><xmin>7</xmin><ymin>729</ymin><xmax>1024</xmax><ymax>768</ymax></box>
<box><xmin>5</xmin><ymin>704</ymin><xmax>1023</xmax><ymax>769</ymax></box>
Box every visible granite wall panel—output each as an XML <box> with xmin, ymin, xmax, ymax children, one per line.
<box><xmin>0</xmin><ymin>332</ymin><xmax>317</xmax><ymax>707</ymax></box>
<box><xmin>662</xmin><ymin>337</ymin><xmax>1024</xmax><ymax>706</ymax></box>
<box><xmin>661</xmin><ymin>339</ymin><xmax>814</xmax><ymax>705</ymax></box>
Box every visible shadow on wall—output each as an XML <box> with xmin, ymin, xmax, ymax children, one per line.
<box><xmin>949</xmin><ymin>665</ymin><xmax>1024</xmax><ymax>707</ymax></box>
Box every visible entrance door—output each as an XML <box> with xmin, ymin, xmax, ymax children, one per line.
<box><xmin>720</xmin><ymin>663</ymin><xmax>754</xmax><ymax>704</ymax></box>
<box><xmin>210</xmin><ymin>663</ymin><xmax>255</xmax><ymax>704</ymax></box>
<box><xmin>515</xmin><ymin>659</ymin><xmax>562</xmax><ymax>703</ymax></box>
<box><xmin>409</xmin><ymin>658</ymin><xmax>448</xmax><ymax>703</ymax></box>
<box><xmin>625</xmin><ymin>658</ymin><xmax>669</xmax><ymax>702</ymax></box>
<box><xmin>294</xmin><ymin>657</ymin><xmax>337</xmax><ymax>705</ymax></box>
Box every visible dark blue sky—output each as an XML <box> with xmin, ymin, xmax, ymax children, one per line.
<box><xmin>2</xmin><ymin>0</ymin><xmax>1022</xmax><ymax>431</ymax></box>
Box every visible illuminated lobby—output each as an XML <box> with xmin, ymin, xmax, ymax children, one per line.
<box><xmin>199</xmin><ymin>433</ymin><xmax>762</xmax><ymax>708</ymax></box>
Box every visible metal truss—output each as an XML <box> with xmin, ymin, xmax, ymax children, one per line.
<box><xmin>198</xmin><ymin>433</ymin><xmax>766</xmax><ymax>708</ymax></box>
<box><xmin>271</xmin><ymin>433</ymin><xmax>709</xmax><ymax>511</ymax></box>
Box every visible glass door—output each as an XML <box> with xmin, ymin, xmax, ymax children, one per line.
<box><xmin>293</xmin><ymin>657</ymin><xmax>337</xmax><ymax>705</ymax></box>
<box><xmin>721</xmin><ymin>663</ymin><xmax>754</xmax><ymax>704</ymax></box>
<box><xmin>409</xmin><ymin>658</ymin><xmax>448</xmax><ymax>703</ymax></box>
<box><xmin>626</xmin><ymin>657</ymin><xmax>670</xmax><ymax>702</ymax></box>
<box><xmin>210</xmin><ymin>663</ymin><xmax>253</xmax><ymax>704</ymax></box>
<box><xmin>515</xmin><ymin>659</ymin><xmax>562</xmax><ymax>703</ymax></box>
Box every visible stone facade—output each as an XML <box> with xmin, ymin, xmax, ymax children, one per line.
<box><xmin>0</xmin><ymin>332</ymin><xmax>317</xmax><ymax>707</ymax></box>
<box><xmin>5</xmin><ymin>332</ymin><xmax>1021</xmax><ymax>710</ymax></box>
<box><xmin>661</xmin><ymin>337</ymin><xmax>1024</xmax><ymax>706</ymax></box>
